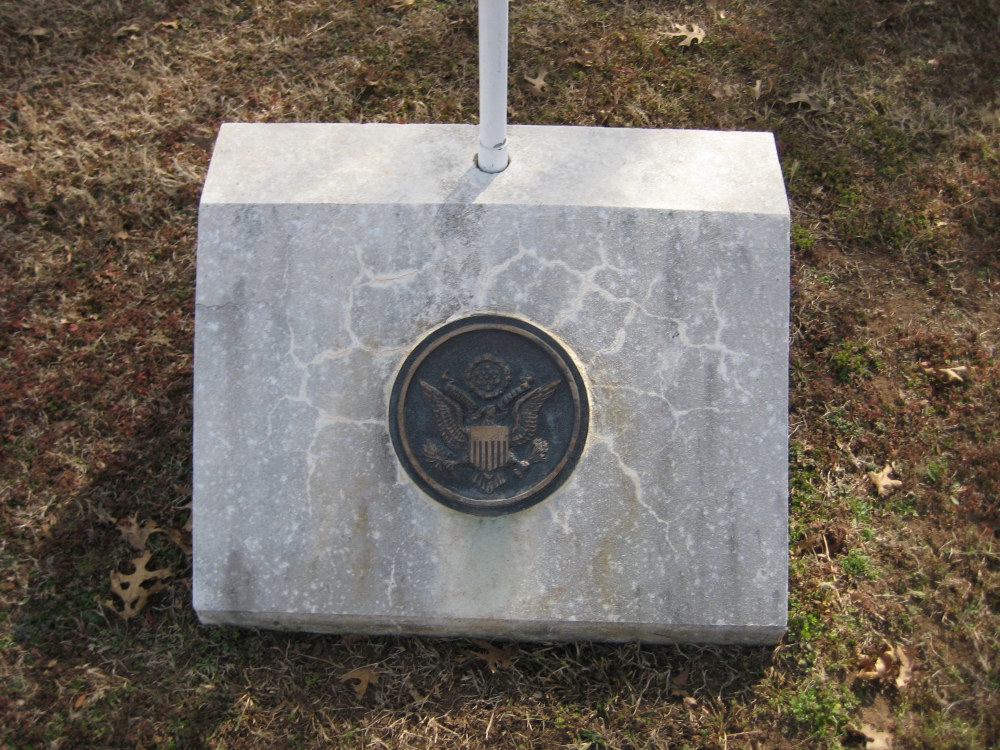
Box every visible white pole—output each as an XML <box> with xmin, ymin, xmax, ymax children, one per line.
<box><xmin>478</xmin><ymin>0</ymin><xmax>509</xmax><ymax>173</ymax></box>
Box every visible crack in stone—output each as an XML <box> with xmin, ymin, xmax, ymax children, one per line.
<box><xmin>364</xmin><ymin>268</ymin><xmax>426</xmax><ymax>286</ymax></box>
<box><xmin>551</xmin><ymin>238</ymin><xmax>629</xmax><ymax>329</ymax></box>
<box><xmin>591</xmin><ymin>433</ymin><xmax>677</xmax><ymax>554</ymax></box>
<box><xmin>473</xmin><ymin>225</ymin><xmax>529</xmax><ymax>307</ymax></box>
<box><xmin>620</xmin><ymin>270</ymin><xmax>755</xmax><ymax>401</ymax></box>
<box><xmin>480</xmin><ymin>239</ymin><xmax>755</xmax><ymax>404</ymax></box>
<box><xmin>590</xmin><ymin>383</ymin><xmax>729</xmax><ymax>442</ymax></box>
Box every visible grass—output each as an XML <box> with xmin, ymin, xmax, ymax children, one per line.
<box><xmin>2</xmin><ymin>0</ymin><xmax>1000</xmax><ymax>747</ymax></box>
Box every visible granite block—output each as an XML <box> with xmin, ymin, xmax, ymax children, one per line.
<box><xmin>193</xmin><ymin>123</ymin><xmax>790</xmax><ymax>643</ymax></box>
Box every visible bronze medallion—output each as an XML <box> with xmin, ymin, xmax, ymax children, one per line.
<box><xmin>389</xmin><ymin>315</ymin><xmax>589</xmax><ymax>516</ymax></box>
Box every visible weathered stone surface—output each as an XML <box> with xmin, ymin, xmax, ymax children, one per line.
<box><xmin>194</xmin><ymin>123</ymin><xmax>789</xmax><ymax>643</ymax></box>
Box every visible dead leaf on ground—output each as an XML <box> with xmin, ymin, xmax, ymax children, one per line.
<box><xmin>922</xmin><ymin>363</ymin><xmax>970</xmax><ymax>383</ymax></box>
<box><xmin>669</xmin><ymin>666</ymin><xmax>691</xmax><ymax>696</ymax></box>
<box><xmin>751</xmin><ymin>78</ymin><xmax>774</xmax><ymax>101</ymax></box>
<box><xmin>20</xmin><ymin>28</ymin><xmax>51</xmax><ymax>38</ymax></box>
<box><xmin>117</xmin><ymin>516</ymin><xmax>162</xmax><ymax>550</ymax></box>
<box><xmin>564</xmin><ymin>50</ymin><xmax>599</xmax><ymax>67</ymax></box>
<box><xmin>784</xmin><ymin>91</ymin><xmax>834</xmax><ymax>114</ymax></box>
<box><xmin>857</xmin><ymin>645</ymin><xmax>917</xmax><ymax>689</ymax></box>
<box><xmin>682</xmin><ymin>695</ymin><xmax>698</xmax><ymax>708</ymax></box>
<box><xmin>711</xmin><ymin>82</ymin><xmax>741</xmax><ymax>100</ymax></box>
<box><xmin>848</xmin><ymin>724</ymin><xmax>893</xmax><ymax>749</ymax></box>
<box><xmin>671</xmin><ymin>666</ymin><xmax>690</xmax><ymax>688</ymax></box>
<box><xmin>104</xmin><ymin>549</ymin><xmax>174</xmax><ymax>620</ymax></box>
<box><xmin>73</xmin><ymin>693</ymin><xmax>86</xmax><ymax>709</ymax></box>
<box><xmin>185</xmin><ymin>135</ymin><xmax>215</xmax><ymax>152</ymax></box>
<box><xmin>341</xmin><ymin>666</ymin><xmax>377</xmax><ymax>698</ymax></box>
<box><xmin>868</xmin><ymin>464</ymin><xmax>902</xmax><ymax>497</ymax></box>
<box><xmin>524</xmin><ymin>66</ymin><xmax>549</xmax><ymax>95</ymax></box>
<box><xmin>113</xmin><ymin>24</ymin><xmax>142</xmax><ymax>40</ymax></box>
<box><xmin>470</xmin><ymin>639</ymin><xmax>516</xmax><ymax>673</ymax></box>
<box><xmin>88</xmin><ymin>502</ymin><xmax>116</xmax><ymax>524</ymax></box>
<box><xmin>857</xmin><ymin>650</ymin><xmax>893</xmax><ymax>681</ymax></box>
<box><xmin>154</xmin><ymin>19</ymin><xmax>180</xmax><ymax>30</ymax></box>
<box><xmin>166</xmin><ymin>527</ymin><xmax>192</xmax><ymax>555</ymax></box>
<box><xmin>355</xmin><ymin>64</ymin><xmax>381</xmax><ymax>88</ymax></box>
<box><xmin>166</xmin><ymin>506</ymin><xmax>193</xmax><ymax>553</ymax></box>
<box><xmin>894</xmin><ymin>645</ymin><xmax>917</xmax><ymax>688</ymax></box>
<box><xmin>665</xmin><ymin>23</ymin><xmax>706</xmax><ymax>46</ymax></box>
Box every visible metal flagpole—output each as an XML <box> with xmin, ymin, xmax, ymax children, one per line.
<box><xmin>477</xmin><ymin>0</ymin><xmax>509</xmax><ymax>172</ymax></box>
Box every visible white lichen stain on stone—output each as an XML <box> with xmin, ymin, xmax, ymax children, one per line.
<box><xmin>548</xmin><ymin>503</ymin><xmax>573</xmax><ymax>535</ymax></box>
<box><xmin>387</xmin><ymin>561</ymin><xmax>396</xmax><ymax>608</ymax></box>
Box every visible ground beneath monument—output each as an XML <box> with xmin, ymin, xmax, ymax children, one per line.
<box><xmin>1</xmin><ymin>1</ymin><xmax>998</xmax><ymax>748</ymax></box>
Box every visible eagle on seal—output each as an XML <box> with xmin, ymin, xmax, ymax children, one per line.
<box><xmin>419</xmin><ymin>374</ymin><xmax>560</xmax><ymax>493</ymax></box>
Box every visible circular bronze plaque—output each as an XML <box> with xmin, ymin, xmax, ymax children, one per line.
<box><xmin>389</xmin><ymin>315</ymin><xmax>589</xmax><ymax>516</ymax></box>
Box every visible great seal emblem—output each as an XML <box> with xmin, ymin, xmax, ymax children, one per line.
<box><xmin>389</xmin><ymin>315</ymin><xmax>589</xmax><ymax>515</ymax></box>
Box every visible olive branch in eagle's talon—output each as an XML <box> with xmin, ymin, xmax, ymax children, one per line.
<box><xmin>512</xmin><ymin>438</ymin><xmax>549</xmax><ymax>478</ymax></box>
<box><xmin>422</xmin><ymin>441</ymin><xmax>458</xmax><ymax>472</ymax></box>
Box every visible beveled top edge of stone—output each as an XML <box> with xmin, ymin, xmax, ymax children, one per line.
<box><xmin>200</xmin><ymin>123</ymin><xmax>789</xmax><ymax>216</ymax></box>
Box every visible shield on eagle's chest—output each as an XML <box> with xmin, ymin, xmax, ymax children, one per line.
<box><xmin>468</xmin><ymin>425</ymin><xmax>509</xmax><ymax>472</ymax></box>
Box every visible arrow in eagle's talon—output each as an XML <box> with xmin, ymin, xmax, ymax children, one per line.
<box><xmin>512</xmin><ymin>459</ymin><xmax>530</xmax><ymax>478</ymax></box>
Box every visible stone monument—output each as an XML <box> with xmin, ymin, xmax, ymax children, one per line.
<box><xmin>193</xmin><ymin>0</ymin><xmax>789</xmax><ymax>643</ymax></box>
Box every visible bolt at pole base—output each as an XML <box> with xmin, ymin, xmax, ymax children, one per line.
<box><xmin>477</xmin><ymin>139</ymin><xmax>509</xmax><ymax>173</ymax></box>
<box><xmin>478</xmin><ymin>0</ymin><xmax>509</xmax><ymax>173</ymax></box>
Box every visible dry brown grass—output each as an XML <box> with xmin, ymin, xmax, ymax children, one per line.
<box><xmin>2</xmin><ymin>0</ymin><xmax>1000</xmax><ymax>748</ymax></box>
